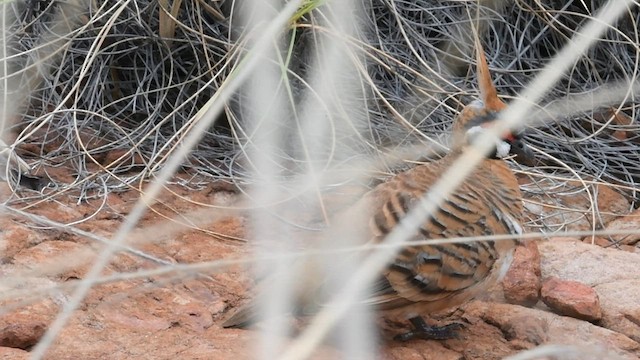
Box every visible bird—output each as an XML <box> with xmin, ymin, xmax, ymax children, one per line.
<box><xmin>222</xmin><ymin>42</ymin><xmax>534</xmax><ymax>342</ymax></box>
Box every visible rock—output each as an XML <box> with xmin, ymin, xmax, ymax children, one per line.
<box><xmin>0</xmin><ymin>322</ymin><xmax>45</xmax><ymax>350</ymax></box>
<box><xmin>596</xmin><ymin>279</ymin><xmax>640</xmax><ymax>343</ymax></box>
<box><xmin>45</xmin><ymin>317</ymin><xmax>342</xmax><ymax>360</ymax></box>
<box><xmin>502</xmin><ymin>241</ymin><xmax>541</xmax><ymax>306</ymax></box>
<box><xmin>540</xmin><ymin>240</ymin><xmax>640</xmax><ymax>342</ymax></box>
<box><xmin>605</xmin><ymin>207</ymin><xmax>640</xmax><ymax>248</ymax></box>
<box><xmin>11</xmin><ymin>240</ymin><xmax>91</xmax><ymax>280</ymax></box>
<box><xmin>384</xmin><ymin>344</ymin><xmax>462</xmax><ymax>360</ymax></box>
<box><xmin>525</xmin><ymin>240</ymin><xmax>542</xmax><ymax>265</ymax></box>
<box><xmin>582</xmin><ymin>236</ymin><xmax>612</xmax><ymax>248</ymax></box>
<box><xmin>93</xmin><ymin>284</ymin><xmax>217</xmax><ymax>333</ymax></box>
<box><xmin>498</xmin><ymin>314</ymin><xmax>548</xmax><ymax>345</ymax></box>
<box><xmin>30</xmin><ymin>201</ymin><xmax>84</xmax><ymax>225</ymax></box>
<box><xmin>163</xmin><ymin>229</ymin><xmax>241</xmax><ymax>264</ymax></box>
<box><xmin>468</xmin><ymin>301</ymin><xmax>639</xmax><ymax>360</ymax></box>
<box><xmin>0</xmin><ymin>298</ymin><xmax>60</xmax><ymax>350</ymax></box>
<box><xmin>522</xmin><ymin>182</ymin><xmax>630</xmax><ymax>232</ymax></box>
<box><xmin>541</xmin><ymin>277</ymin><xmax>602</xmax><ymax>322</ymax></box>
<box><xmin>0</xmin><ymin>220</ymin><xmax>42</xmax><ymax>262</ymax></box>
<box><xmin>591</xmin><ymin>183</ymin><xmax>632</xmax><ymax>221</ymax></box>
<box><xmin>540</xmin><ymin>238</ymin><xmax>640</xmax><ymax>285</ymax></box>
<box><xmin>582</xmin><ymin>236</ymin><xmax>637</xmax><ymax>252</ymax></box>
<box><xmin>0</xmin><ymin>346</ymin><xmax>29</xmax><ymax>359</ymax></box>
<box><xmin>2</xmin><ymin>183</ymin><xmax>638</xmax><ymax>360</ymax></box>
<box><xmin>604</xmin><ymin>108</ymin><xmax>635</xmax><ymax>140</ymax></box>
<box><xmin>102</xmin><ymin>149</ymin><xmax>146</xmax><ymax>168</ymax></box>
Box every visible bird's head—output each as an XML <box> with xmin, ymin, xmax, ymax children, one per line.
<box><xmin>452</xmin><ymin>106</ymin><xmax>535</xmax><ymax>166</ymax></box>
<box><xmin>450</xmin><ymin>41</ymin><xmax>535</xmax><ymax>166</ymax></box>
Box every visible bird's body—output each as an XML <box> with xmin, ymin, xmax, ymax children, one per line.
<box><xmin>349</xmin><ymin>149</ymin><xmax>523</xmax><ymax>318</ymax></box>
<box><xmin>222</xmin><ymin>42</ymin><xmax>533</xmax><ymax>340</ymax></box>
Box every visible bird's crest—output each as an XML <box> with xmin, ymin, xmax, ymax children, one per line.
<box><xmin>475</xmin><ymin>39</ymin><xmax>506</xmax><ymax>112</ymax></box>
<box><xmin>452</xmin><ymin>38</ymin><xmax>505</xmax><ymax>138</ymax></box>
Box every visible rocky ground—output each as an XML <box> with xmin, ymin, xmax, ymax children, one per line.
<box><xmin>1</xmin><ymin>177</ymin><xmax>639</xmax><ymax>360</ymax></box>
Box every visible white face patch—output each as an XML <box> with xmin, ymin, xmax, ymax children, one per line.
<box><xmin>466</xmin><ymin>126</ymin><xmax>512</xmax><ymax>159</ymax></box>
<box><xmin>495</xmin><ymin>140</ymin><xmax>511</xmax><ymax>158</ymax></box>
<box><xmin>469</xmin><ymin>99</ymin><xmax>484</xmax><ymax>109</ymax></box>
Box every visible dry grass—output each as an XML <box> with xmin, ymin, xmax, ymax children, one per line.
<box><xmin>1</xmin><ymin>0</ymin><xmax>640</xmax><ymax>359</ymax></box>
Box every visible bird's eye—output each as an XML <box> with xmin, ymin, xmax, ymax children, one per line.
<box><xmin>513</xmin><ymin>140</ymin><xmax>524</xmax><ymax>149</ymax></box>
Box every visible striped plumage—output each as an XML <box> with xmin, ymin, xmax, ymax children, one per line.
<box><xmin>222</xmin><ymin>43</ymin><xmax>533</xmax><ymax>340</ymax></box>
<box><xmin>354</xmin><ymin>44</ymin><xmax>530</xmax><ymax>339</ymax></box>
<box><xmin>355</xmin><ymin>140</ymin><xmax>524</xmax><ymax>317</ymax></box>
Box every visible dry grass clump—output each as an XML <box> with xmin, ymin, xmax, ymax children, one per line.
<box><xmin>2</xmin><ymin>1</ymin><xmax>639</xmax><ymax>216</ymax></box>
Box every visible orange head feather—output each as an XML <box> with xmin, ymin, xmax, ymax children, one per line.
<box><xmin>452</xmin><ymin>39</ymin><xmax>504</xmax><ymax>140</ymax></box>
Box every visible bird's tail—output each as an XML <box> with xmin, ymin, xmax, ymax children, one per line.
<box><xmin>222</xmin><ymin>300</ymin><xmax>261</xmax><ymax>328</ymax></box>
<box><xmin>221</xmin><ymin>255</ymin><xmax>327</xmax><ymax>328</ymax></box>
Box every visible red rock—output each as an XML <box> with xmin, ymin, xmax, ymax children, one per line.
<box><xmin>29</xmin><ymin>201</ymin><xmax>84</xmax><ymax>224</ymax></box>
<box><xmin>596</xmin><ymin>280</ymin><xmax>640</xmax><ymax>343</ymax></box>
<box><xmin>608</xmin><ymin>109</ymin><xmax>634</xmax><ymax>140</ymax></box>
<box><xmin>384</xmin><ymin>347</ymin><xmax>426</xmax><ymax>360</ymax></box>
<box><xmin>541</xmin><ymin>277</ymin><xmax>602</xmax><ymax>322</ymax></box>
<box><xmin>11</xmin><ymin>240</ymin><xmax>91</xmax><ymax>280</ymax></box>
<box><xmin>522</xmin><ymin>240</ymin><xmax>541</xmax><ymax>277</ymax></box>
<box><xmin>605</xmin><ymin>207</ymin><xmax>640</xmax><ymax>248</ymax></box>
<box><xmin>539</xmin><ymin>239</ymin><xmax>639</xmax><ymax>285</ymax></box>
<box><xmin>102</xmin><ymin>148</ymin><xmax>146</xmax><ymax>168</ymax></box>
<box><xmin>383</xmin><ymin>344</ymin><xmax>462</xmax><ymax>360</ymax></box>
<box><xmin>165</xmin><ymin>230</ymin><xmax>240</xmax><ymax>264</ymax></box>
<box><xmin>468</xmin><ymin>301</ymin><xmax>639</xmax><ymax>359</ymax></box>
<box><xmin>93</xmin><ymin>282</ymin><xmax>221</xmax><ymax>333</ymax></box>
<box><xmin>0</xmin><ymin>299</ymin><xmax>60</xmax><ymax>350</ymax></box>
<box><xmin>0</xmin><ymin>346</ymin><xmax>29</xmax><ymax>359</ymax></box>
<box><xmin>0</xmin><ymin>322</ymin><xmax>45</xmax><ymax>350</ymax></box>
<box><xmin>486</xmin><ymin>313</ymin><xmax>548</xmax><ymax>345</ymax></box>
<box><xmin>591</xmin><ymin>183</ymin><xmax>632</xmax><ymax>222</ymax></box>
<box><xmin>539</xmin><ymin>240</ymin><xmax>640</xmax><ymax>343</ymax></box>
<box><xmin>522</xmin><ymin>182</ymin><xmax>630</xmax><ymax>232</ymax></box>
<box><xmin>548</xmin><ymin>236</ymin><xmax>582</xmax><ymax>243</ymax></box>
<box><xmin>3</xmin><ymin>184</ymin><xmax>639</xmax><ymax>360</ymax></box>
<box><xmin>502</xmin><ymin>242</ymin><xmax>541</xmax><ymax>306</ymax></box>
<box><xmin>0</xmin><ymin>220</ymin><xmax>42</xmax><ymax>262</ymax></box>
<box><xmin>582</xmin><ymin>236</ymin><xmax>612</xmax><ymax>248</ymax></box>
<box><xmin>583</xmin><ymin>236</ymin><xmax>638</xmax><ymax>252</ymax></box>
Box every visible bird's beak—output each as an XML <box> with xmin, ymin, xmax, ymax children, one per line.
<box><xmin>510</xmin><ymin>138</ymin><xmax>535</xmax><ymax>166</ymax></box>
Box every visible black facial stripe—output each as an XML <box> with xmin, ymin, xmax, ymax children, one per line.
<box><xmin>466</xmin><ymin>111</ymin><xmax>527</xmax><ymax>144</ymax></box>
<box><xmin>465</xmin><ymin>111</ymin><xmax>499</xmax><ymax>128</ymax></box>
